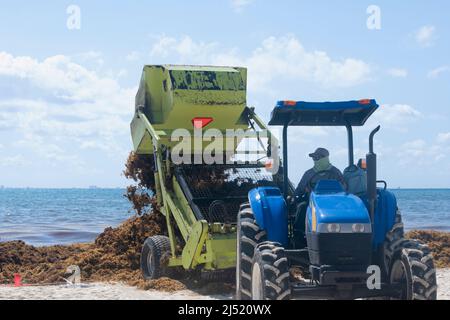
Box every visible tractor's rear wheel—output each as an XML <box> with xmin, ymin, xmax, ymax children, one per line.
<box><xmin>251</xmin><ymin>242</ymin><xmax>291</xmax><ymax>300</ymax></box>
<box><xmin>236</xmin><ymin>203</ymin><xmax>266</xmax><ymax>300</ymax></box>
<box><xmin>389</xmin><ymin>239</ymin><xmax>437</xmax><ymax>300</ymax></box>
<box><xmin>141</xmin><ymin>235</ymin><xmax>171</xmax><ymax>280</ymax></box>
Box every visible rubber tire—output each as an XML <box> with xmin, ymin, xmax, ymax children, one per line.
<box><xmin>381</xmin><ymin>211</ymin><xmax>404</xmax><ymax>279</ymax></box>
<box><xmin>236</xmin><ymin>203</ymin><xmax>267</xmax><ymax>300</ymax></box>
<box><xmin>141</xmin><ymin>235</ymin><xmax>171</xmax><ymax>280</ymax></box>
<box><xmin>389</xmin><ymin>239</ymin><xmax>437</xmax><ymax>300</ymax></box>
<box><xmin>251</xmin><ymin>242</ymin><xmax>291</xmax><ymax>300</ymax></box>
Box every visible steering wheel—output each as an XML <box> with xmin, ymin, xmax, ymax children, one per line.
<box><xmin>306</xmin><ymin>170</ymin><xmax>332</xmax><ymax>193</ymax></box>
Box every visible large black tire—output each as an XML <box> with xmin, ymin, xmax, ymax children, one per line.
<box><xmin>141</xmin><ymin>235</ymin><xmax>171</xmax><ymax>280</ymax></box>
<box><xmin>381</xmin><ymin>211</ymin><xmax>404</xmax><ymax>279</ymax></box>
<box><xmin>251</xmin><ymin>242</ymin><xmax>291</xmax><ymax>300</ymax></box>
<box><xmin>389</xmin><ymin>239</ymin><xmax>437</xmax><ymax>300</ymax></box>
<box><xmin>236</xmin><ymin>203</ymin><xmax>267</xmax><ymax>300</ymax></box>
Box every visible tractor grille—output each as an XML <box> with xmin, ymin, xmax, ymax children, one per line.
<box><xmin>176</xmin><ymin>165</ymin><xmax>280</xmax><ymax>224</ymax></box>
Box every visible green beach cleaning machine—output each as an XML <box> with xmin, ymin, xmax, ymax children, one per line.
<box><xmin>130</xmin><ymin>65</ymin><xmax>283</xmax><ymax>279</ymax></box>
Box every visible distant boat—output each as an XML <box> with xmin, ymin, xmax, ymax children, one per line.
<box><xmin>89</xmin><ymin>185</ymin><xmax>99</xmax><ymax>189</ymax></box>
<box><xmin>0</xmin><ymin>185</ymin><xmax>4</xmax><ymax>189</ymax></box>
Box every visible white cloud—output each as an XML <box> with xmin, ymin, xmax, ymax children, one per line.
<box><xmin>437</xmin><ymin>132</ymin><xmax>450</xmax><ymax>144</ymax></box>
<box><xmin>79</xmin><ymin>51</ymin><xmax>102</xmax><ymax>59</ymax></box>
<box><xmin>126</xmin><ymin>51</ymin><xmax>141</xmax><ymax>62</ymax></box>
<box><xmin>427</xmin><ymin>65</ymin><xmax>450</xmax><ymax>79</ymax></box>
<box><xmin>388</xmin><ymin>68</ymin><xmax>408</xmax><ymax>78</ymax></box>
<box><xmin>230</xmin><ymin>0</ymin><xmax>255</xmax><ymax>12</ymax></box>
<box><xmin>0</xmin><ymin>52</ymin><xmax>135</xmax><ymax>167</ymax></box>
<box><xmin>150</xmin><ymin>35</ymin><xmax>219</xmax><ymax>60</ymax></box>
<box><xmin>149</xmin><ymin>34</ymin><xmax>371</xmax><ymax>90</ymax></box>
<box><xmin>0</xmin><ymin>52</ymin><xmax>134</xmax><ymax>104</ymax></box>
<box><xmin>415</xmin><ymin>25</ymin><xmax>437</xmax><ymax>47</ymax></box>
<box><xmin>74</xmin><ymin>51</ymin><xmax>103</xmax><ymax>61</ymax></box>
<box><xmin>17</xmin><ymin>135</ymin><xmax>79</xmax><ymax>163</ymax></box>
<box><xmin>399</xmin><ymin>139</ymin><xmax>447</xmax><ymax>165</ymax></box>
<box><xmin>369</xmin><ymin>104</ymin><xmax>421</xmax><ymax>132</ymax></box>
<box><xmin>283</xmin><ymin>126</ymin><xmax>330</xmax><ymax>144</ymax></box>
<box><xmin>0</xmin><ymin>155</ymin><xmax>29</xmax><ymax>167</ymax></box>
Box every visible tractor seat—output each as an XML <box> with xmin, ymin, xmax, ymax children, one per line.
<box><xmin>343</xmin><ymin>165</ymin><xmax>367</xmax><ymax>196</ymax></box>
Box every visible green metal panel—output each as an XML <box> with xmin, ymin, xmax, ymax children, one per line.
<box><xmin>132</xmin><ymin>65</ymin><xmax>249</xmax><ymax>155</ymax></box>
<box><xmin>204</xmin><ymin>235</ymin><xmax>237</xmax><ymax>270</ymax></box>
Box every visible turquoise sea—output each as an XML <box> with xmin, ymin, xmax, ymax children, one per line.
<box><xmin>0</xmin><ymin>188</ymin><xmax>449</xmax><ymax>246</ymax></box>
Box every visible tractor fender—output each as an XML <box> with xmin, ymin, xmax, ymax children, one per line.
<box><xmin>248</xmin><ymin>187</ymin><xmax>289</xmax><ymax>247</ymax></box>
<box><xmin>360</xmin><ymin>188</ymin><xmax>398</xmax><ymax>248</ymax></box>
<box><xmin>372</xmin><ymin>189</ymin><xmax>398</xmax><ymax>248</ymax></box>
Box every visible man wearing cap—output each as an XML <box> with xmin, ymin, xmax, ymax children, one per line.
<box><xmin>295</xmin><ymin>148</ymin><xmax>345</xmax><ymax>196</ymax></box>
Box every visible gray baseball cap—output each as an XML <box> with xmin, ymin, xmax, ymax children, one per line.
<box><xmin>309</xmin><ymin>148</ymin><xmax>329</xmax><ymax>160</ymax></box>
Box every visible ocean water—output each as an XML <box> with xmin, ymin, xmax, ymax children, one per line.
<box><xmin>0</xmin><ymin>188</ymin><xmax>132</xmax><ymax>246</ymax></box>
<box><xmin>391</xmin><ymin>189</ymin><xmax>450</xmax><ymax>232</ymax></box>
<box><xmin>0</xmin><ymin>188</ymin><xmax>449</xmax><ymax>246</ymax></box>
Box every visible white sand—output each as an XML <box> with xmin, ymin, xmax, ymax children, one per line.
<box><xmin>1</xmin><ymin>269</ymin><xmax>449</xmax><ymax>300</ymax></box>
<box><xmin>0</xmin><ymin>283</ymin><xmax>231</xmax><ymax>300</ymax></box>
<box><xmin>436</xmin><ymin>268</ymin><xmax>450</xmax><ymax>300</ymax></box>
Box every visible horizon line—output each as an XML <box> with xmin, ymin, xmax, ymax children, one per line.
<box><xmin>1</xmin><ymin>186</ymin><xmax>450</xmax><ymax>190</ymax></box>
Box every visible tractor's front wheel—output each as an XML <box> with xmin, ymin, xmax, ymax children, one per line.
<box><xmin>236</xmin><ymin>203</ymin><xmax>266</xmax><ymax>300</ymax></box>
<box><xmin>251</xmin><ymin>242</ymin><xmax>291</xmax><ymax>300</ymax></box>
<box><xmin>381</xmin><ymin>210</ymin><xmax>404</xmax><ymax>279</ymax></box>
<box><xmin>389</xmin><ymin>239</ymin><xmax>437</xmax><ymax>300</ymax></box>
<box><xmin>141</xmin><ymin>235</ymin><xmax>171</xmax><ymax>280</ymax></box>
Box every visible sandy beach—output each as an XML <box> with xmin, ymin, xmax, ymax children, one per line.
<box><xmin>437</xmin><ymin>269</ymin><xmax>450</xmax><ymax>300</ymax></box>
<box><xmin>1</xmin><ymin>212</ymin><xmax>449</xmax><ymax>301</ymax></box>
<box><xmin>0</xmin><ymin>282</ymin><xmax>231</xmax><ymax>300</ymax></box>
<box><xmin>1</xmin><ymin>268</ymin><xmax>448</xmax><ymax>300</ymax></box>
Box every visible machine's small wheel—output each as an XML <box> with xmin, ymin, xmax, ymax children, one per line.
<box><xmin>251</xmin><ymin>242</ymin><xmax>291</xmax><ymax>300</ymax></box>
<box><xmin>141</xmin><ymin>235</ymin><xmax>171</xmax><ymax>280</ymax></box>
<box><xmin>236</xmin><ymin>203</ymin><xmax>266</xmax><ymax>300</ymax></box>
<box><xmin>389</xmin><ymin>239</ymin><xmax>437</xmax><ymax>300</ymax></box>
<box><xmin>381</xmin><ymin>211</ymin><xmax>404</xmax><ymax>278</ymax></box>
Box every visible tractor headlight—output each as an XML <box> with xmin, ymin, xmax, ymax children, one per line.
<box><xmin>352</xmin><ymin>223</ymin><xmax>365</xmax><ymax>233</ymax></box>
<box><xmin>326</xmin><ymin>223</ymin><xmax>341</xmax><ymax>233</ymax></box>
<box><xmin>318</xmin><ymin>223</ymin><xmax>371</xmax><ymax>233</ymax></box>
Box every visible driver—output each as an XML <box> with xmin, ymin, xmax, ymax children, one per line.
<box><xmin>295</xmin><ymin>148</ymin><xmax>345</xmax><ymax>196</ymax></box>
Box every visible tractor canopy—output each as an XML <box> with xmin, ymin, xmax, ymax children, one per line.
<box><xmin>268</xmin><ymin>99</ymin><xmax>379</xmax><ymax>127</ymax></box>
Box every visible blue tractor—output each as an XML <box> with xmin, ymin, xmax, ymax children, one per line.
<box><xmin>236</xmin><ymin>99</ymin><xmax>437</xmax><ymax>300</ymax></box>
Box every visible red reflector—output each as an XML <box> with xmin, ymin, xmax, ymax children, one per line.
<box><xmin>192</xmin><ymin>117</ymin><xmax>213</xmax><ymax>129</ymax></box>
<box><xmin>358</xmin><ymin>99</ymin><xmax>372</xmax><ymax>105</ymax></box>
<box><xmin>283</xmin><ymin>100</ymin><xmax>297</xmax><ymax>106</ymax></box>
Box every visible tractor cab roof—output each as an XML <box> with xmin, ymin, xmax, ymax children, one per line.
<box><xmin>268</xmin><ymin>99</ymin><xmax>379</xmax><ymax>127</ymax></box>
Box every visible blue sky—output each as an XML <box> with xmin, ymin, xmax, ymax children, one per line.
<box><xmin>0</xmin><ymin>0</ymin><xmax>449</xmax><ymax>188</ymax></box>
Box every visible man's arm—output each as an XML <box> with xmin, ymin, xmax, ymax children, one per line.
<box><xmin>295</xmin><ymin>170</ymin><xmax>313</xmax><ymax>197</ymax></box>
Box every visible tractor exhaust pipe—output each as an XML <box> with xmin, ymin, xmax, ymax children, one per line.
<box><xmin>366</xmin><ymin>126</ymin><xmax>381</xmax><ymax>224</ymax></box>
